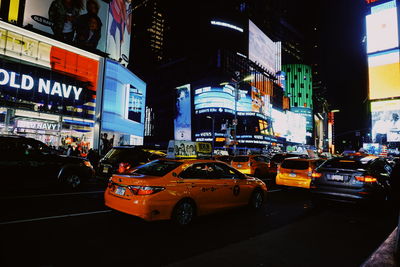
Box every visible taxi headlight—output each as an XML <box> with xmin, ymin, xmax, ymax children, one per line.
<box><xmin>129</xmin><ymin>186</ymin><xmax>165</xmax><ymax>195</ymax></box>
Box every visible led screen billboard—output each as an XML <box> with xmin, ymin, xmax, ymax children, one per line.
<box><xmin>371</xmin><ymin>99</ymin><xmax>400</xmax><ymax>142</ymax></box>
<box><xmin>174</xmin><ymin>84</ymin><xmax>192</xmax><ymax>141</ymax></box>
<box><xmin>368</xmin><ymin>50</ymin><xmax>400</xmax><ymax>100</ymax></box>
<box><xmin>366</xmin><ymin>5</ymin><xmax>399</xmax><ymax>53</ymax></box>
<box><xmin>0</xmin><ymin>23</ymin><xmax>100</xmax><ymax>120</ymax></box>
<box><xmin>23</xmin><ymin>0</ymin><xmax>132</xmax><ymax>64</ymax></box>
<box><xmin>271</xmin><ymin>109</ymin><xmax>306</xmax><ymax>144</ymax></box>
<box><xmin>102</xmin><ymin>59</ymin><xmax>146</xmax><ymax>139</ymax></box>
<box><xmin>249</xmin><ymin>20</ymin><xmax>281</xmax><ymax>74</ymax></box>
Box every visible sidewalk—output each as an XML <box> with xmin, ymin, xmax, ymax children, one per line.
<box><xmin>362</xmin><ymin>227</ymin><xmax>398</xmax><ymax>267</ymax></box>
<box><xmin>167</xmin><ymin>212</ymin><xmax>397</xmax><ymax>267</ymax></box>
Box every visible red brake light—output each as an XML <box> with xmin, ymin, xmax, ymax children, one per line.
<box><xmin>118</xmin><ymin>162</ymin><xmax>131</xmax><ymax>173</ymax></box>
<box><xmin>311</xmin><ymin>171</ymin><xmax>322</xmax><ymax>178</ymax></box>
<box><xmin>355</xmin><ymin>175</ymin><xmax>377</xmax><ymax>183</ymax></box>
<box><xmin>129</xmin><ymin>186</ymin><xmax>165</xmax><ymax>195</ymax></box>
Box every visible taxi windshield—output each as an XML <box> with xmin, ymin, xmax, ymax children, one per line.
<box><xmin>133</xmin><ymin>160</ymin><xmax>183</xmax><ymax>177</ymax></box>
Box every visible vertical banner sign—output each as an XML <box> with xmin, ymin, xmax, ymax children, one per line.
<box><xmin>107</xmin><ymin>0</ymin><xmax>133</xmax><ymax>64</ymax></box>
<box><xmin>174</xmin><ymin>84</ymin><xmax>192</xmax><ymax>141</ymax></box>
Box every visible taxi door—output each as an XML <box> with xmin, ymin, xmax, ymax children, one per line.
<box><xmin>178</xmin><ymin>163</ymin><xmax>222</xmax><ymax>214</ymax></box>
<box><xmin>212</xmin><ymin>162</ymin><xmax>254</xmax><ymax>207</ymax></box>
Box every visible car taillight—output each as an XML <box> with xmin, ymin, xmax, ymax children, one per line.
<box><xmin>277</xmin><ymin>165</ymin><xmax>280</xmax><ymax>174</ymax></box>
<box><xmin>355</xmin><ymin>175</ymin><xmax>377</xmax><ymax>183</ymax></box>
<box><xmin>311</xmin><ymin>171</ymin><xmax>322</xmax><ymax>178</ymax></box>
<box><xmin>83</xmin><ymin>161</ymin><xmax>93</xmax><ymax>168</ymax></box>
<box><xmin>129</xmin><ymin>186</ymin><xmax>165</xmax><ymax>195</ymax></box>
<box><xmin>118</xmin><ymin>162</ymin><xmax>131</xmax><ymax>174</ymax></box>
<box><xmin>267</xmin><ymin>162</ymin><xmax>271</xmax><ymax>168</ymax></box>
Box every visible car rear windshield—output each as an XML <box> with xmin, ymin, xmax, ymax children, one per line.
<box><xmin>232</xmin><ymin>156</ymin><xmax>249</xmax><ymax>162</ymax></box>
<box><xmin>132</xmin><ymin>160</ymin><xmax>183</xmax><ymax>177</ymax></box>
<box><xmin>281</xmin><ymin>160</ymin><xmax>309</xmax><ymax>170</ymax></box>
<box><xmin>319</xmin><ymin>157</ymin><xmax>372</xmax><ymax>170</ymax></box>
<box><xmin>103</xmin><ymin>148</ymin><xmax>143</xmax><ymax>163</ymax></box>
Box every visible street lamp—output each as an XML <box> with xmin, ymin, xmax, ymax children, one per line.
<box><xmin>206</xmin><ymin>115</ymin><xmax>215</xmax><ymax>157</ymax></box>
<box><xmin>220</xmin><ymin>74</ymin><xmax>254</xmax><ymax>156</ymax></box>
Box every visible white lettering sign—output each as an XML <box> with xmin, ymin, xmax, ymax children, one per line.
<box><xmin>0</xmin><ymin>68</ymin><xmax>83</xmax><ymax>101</ymax></box>
<box><xmin>16</xmin><ymin>120</ymin><xmax>60</xmax><ymax>131</ymax></box>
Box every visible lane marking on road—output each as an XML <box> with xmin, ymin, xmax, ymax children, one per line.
<box><xmin>0</xmin><ymin>190</ymin><xmax>105</xmax><ymax>200</ymax></box>
<box><xmin>268</xmin><ymin>189</ymin><xmax>282</xmax><ymax>193</ymax></box>
<box><xmin>0</xmin><ymin>210</ymin><xmax>112</xmax><ymax>225</ymax></box>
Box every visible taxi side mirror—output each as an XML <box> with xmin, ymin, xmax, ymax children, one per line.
<box><xmin>172</xmin><ymin>172</ymin><xmax>178</xmax><ymax>177</ymax></box>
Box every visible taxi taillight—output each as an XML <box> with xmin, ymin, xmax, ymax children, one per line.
<box><xmin>129</xmin><ymin>186</ymin><xmax>165</xmax><ymax>195</ymax></box>
<box><xmin>311</xmin><ymin>171</ymin><xmax>322</xmax><ymax>178</ymax></box>
<box><xmin>355</xmin><ymin>175</ymin><xmax>377</xmax><ymax>183</ymax></box>
<box><xmin>118</xmin><ymin>162</ymin><xmax>131</xmax><ymax>174</ymax></box>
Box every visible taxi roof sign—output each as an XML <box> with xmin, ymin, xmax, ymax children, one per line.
<box><xmin>167</xmin><ymin>140</ymin><xmax>212</xmax><ymax>159</ymax></box>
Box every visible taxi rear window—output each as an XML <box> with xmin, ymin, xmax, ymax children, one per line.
<box><xmin>281</xmin><ymin>160</ymin><xmax>309</xmax><ymax>170</ymax></box>
<box><xmin>232</xmin><ymin>156</ymin><xmax>249</xmax><ymax>162</ymax></box>
<box><xmin>133</xmin><ymin>160</ymin><xmax>183</xmax><ymax>177</ymax></box>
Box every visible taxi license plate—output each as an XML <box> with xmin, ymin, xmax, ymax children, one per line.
<box><xmin>103</xmin><ymin>166</ymin><xmax>109</xmax><ymax>173</ymax></box>
<box><xmin>289</xmin><ymin>173</ymin><xmax>296</xmax><ymax>177</ymax></box>
<box><xmin>115</xmin><ymin>187</ymin><xmax>126</xmax><ymax>196</ymax></box>
<box><xmin>330</xmin><ymin>175</ymin><xmax>344</xmax><ymax>182</ymax></box>
<box><xmin>237</xmin><ymin>164</ymin><xmax>242</xmax><ymax>168</ymax></box>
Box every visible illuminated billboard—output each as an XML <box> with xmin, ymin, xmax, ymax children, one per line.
<box><xmin>371</xmin><ymin>99</ymin><xmax>400</xmax><ymax>143</ymax></box>
<box><xmin>0</xmin><ymin>23</ymin><xmax>100</xmax><ymax>120</ymax></box>
<box><xmin>368</xmin><ymin>49</ymin><xmax>400</xmax><ymax>100</ymax></box>
<box><xmin>102</xmin><ymin>59</ymin><xmax>146</xmax><ymax>142</ymax></box>
<box><xmin>174</xmin><ymin>84</ymin><xmax>192</xmax><ymax>141</ymax></box>
<box><xmin>249</xmin><ymin>20</ymin><xmax>281</xmax><ymax>74</ymax></box>
<box><xmin>366</xmin><ymin>4</ymin><xmax>399</xmax><ymax>53</ymax></box>
<box><xmin>22</xmin><ymin>0</ymin><xmax>132</xmax><ymax>64</ymax></box>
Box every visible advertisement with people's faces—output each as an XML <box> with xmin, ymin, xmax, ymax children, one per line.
<box><xmin>371</xmin><ymin>100</ymin><xmax>400</xmax><ymax>143</ymax></box>
<box><xmin>23</xmin><ymin>0</ymin><xmax>132</xmax><ymax>63</ymax></box>
<box><xmin>174</xmin><ymin>84</ymin><xmax>192</xmax><ymax>141</ymax></box>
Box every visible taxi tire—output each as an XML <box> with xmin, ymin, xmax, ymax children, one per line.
<box><xmin>249</xmin><ymin>189</ymin><xmax>264</xmax><ymax>210</ymax></box>
<box><xmin>171</xmin><ymin>199</ymin><xmax>196</xmax><ymax>226</ymax></box>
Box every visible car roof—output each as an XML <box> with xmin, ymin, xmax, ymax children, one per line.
<box><xmin>160</xmin><ymin>158</ymin><xmax>226</xmax><ymax>163</ymax></box>
<box><xmin>283</xmin><ymin>157</ymin><xmax>319</xmax><ymax>162</ymax></box>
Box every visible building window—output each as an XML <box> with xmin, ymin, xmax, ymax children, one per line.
<box><xmin>298</xmin><ymin>93</ymin><xmax>302</xmax><ymax>97</ymax></box>
<box><xmin>297</xmin><ymin>68</ymin><xmax>301</xmax><ymax>72</ymax></box>
<box><xmin>294</xmin><ymin>102</ymin><xmax>298</xmax><ymax>107</ymax></box>
<box><xmin>300</xmin><ymin>83</ymin><xmax>304</xmax><ymax>88</ymax></box>
<box><xmin>294</xmin><ymin>75</ymin><xmax>298</xmax><ymax>80</ymax></box>
<box><xmin>306</xmin><ymin>93</ymin><xmax>309</xmax><ymax>98</ymax></box>
<box><xmin>291</xmin><ymin>83</ymin><xmax>294</xmax><ymax>89</ymax></box>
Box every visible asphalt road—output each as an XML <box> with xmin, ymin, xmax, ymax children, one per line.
<box><xmin>0</xmin><ymin>178</ymin><xmax>398</xmax><ymax>267</ymax></box>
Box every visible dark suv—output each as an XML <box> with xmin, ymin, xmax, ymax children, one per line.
<box><xmin>98</xmin><ymin>146</ymin><xmax>166</xmax><ymax>178</ymax></box>
<box><xmin>310</xmin><ymin>155</ymin><xmax>393</xmax><ymax>204</ymax></box>
<box><xmin>0</xmin><ymin>135</ymin><xmax>95</xmax><ymax>191</ymax></box>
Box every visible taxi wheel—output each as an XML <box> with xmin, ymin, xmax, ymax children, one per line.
<box><xmin>249</xmin><ymin>189</ymin><xmax>264</xmax><ymax>210</ymax></box>
<box><xmin>172</xmin><ymin>199</ymin><xmax>196</xmax><ymax>226</ymax></box>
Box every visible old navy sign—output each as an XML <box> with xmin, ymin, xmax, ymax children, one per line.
<box><xmin>0</xmin><ymin>68</ymin><xmax>83</xmax><ymax>101</ymax></box>
<box><xmin>16</xmin><ymin>120</ymin><xmax>60</xmax><ymax>130</ymax></box>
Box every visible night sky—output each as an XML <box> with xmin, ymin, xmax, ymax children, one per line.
<box><xmin>318</xmin><ymin>0</ymin><xmax>369</xmax><ymax>137</ymax></box>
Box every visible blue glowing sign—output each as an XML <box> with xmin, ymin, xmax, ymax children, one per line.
<box><xmin>103</xmin><ymin>59</ymin><xmax>146</xmax><ymax>136</ymax></box>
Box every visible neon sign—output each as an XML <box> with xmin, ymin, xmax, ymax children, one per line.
<box><xmin>0</xmin><ymin>68</ymin><xmax>83</xmax><ymax>100</ymax></box>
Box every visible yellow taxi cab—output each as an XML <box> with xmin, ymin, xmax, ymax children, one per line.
<box><xmin>231</xmin><ymin>155</ymin><xmax>270</xmax><ymax>179</ymax></box>
<box><xmin>104</xmin><ymin>158</ymin><xmax>267</xmax><ymax>225</ymax></box>
<box><xmin>276</xmin><ymin>158</ymin><xmax>325</xmax><ymax>189</ymax></box>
